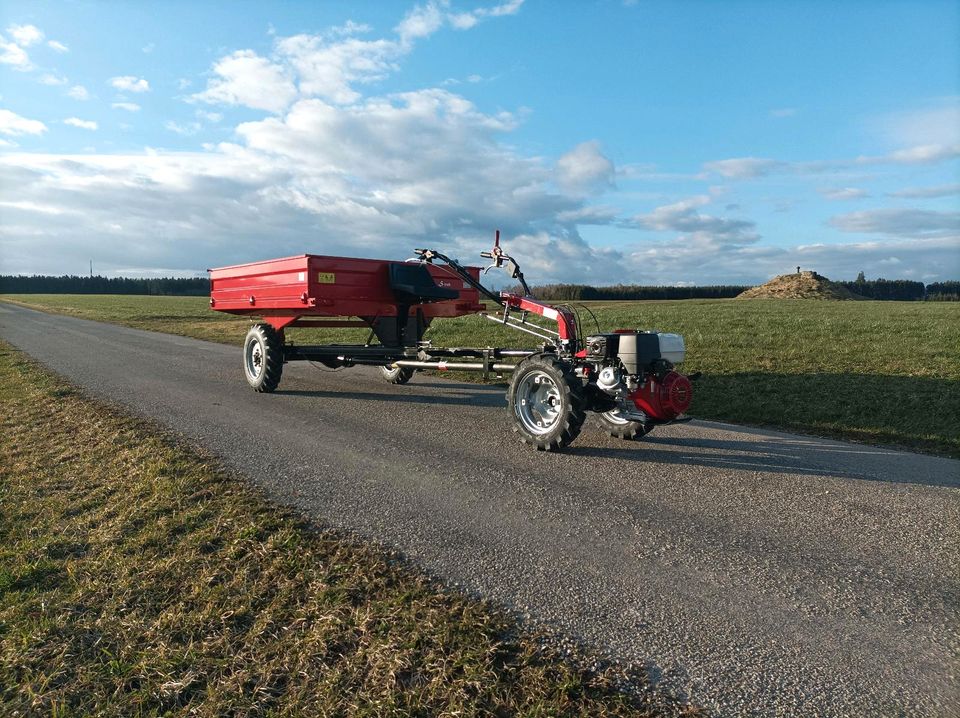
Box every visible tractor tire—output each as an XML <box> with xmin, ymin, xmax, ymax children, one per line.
<box><xmin>595</xmin><ymin>410</ymin><xmax>653</xmax><ymax>440</ymax></box>
<box><xmin>507</xmin><ymin>354</ymin><xmax>586</xmax><ymax>451</ymax></box>
<box><xmin>243</xmin><ymin>323</ymin><xmax>284</xmax><ymax>392</ymax></box>
<box><xmin>380</xmin><ymin>365</ymin><xmax>415</xmax><ymax>384</ymax></box>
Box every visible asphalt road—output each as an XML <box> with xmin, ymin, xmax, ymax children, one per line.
<box><xmin>2</xmin><ymin>302</ymin><xmax>958</xmax><ymax>717</ymax></box>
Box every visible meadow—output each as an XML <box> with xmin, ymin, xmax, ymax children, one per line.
<box><xmin>2</xmin><ymin>293</ymin><xmax>958</xmax><ymax>457</ymax></box>
<box><xmin>1</xmin><ymin>343</ymin><xmax>670</xmax><ymax>716</ymax></box>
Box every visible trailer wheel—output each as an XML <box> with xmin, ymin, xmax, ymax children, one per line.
<box><xmin>243</xmin><ymin>323</ymin><xmax>283</xmax><ymax>392</ymax></box>
<box><xmin>380</xmin><ymin>365</ymin><xmax>414</xmax><ymax>384</ymax></box>
<box><xmin>595</xmin><ymin>410</ymin><xmax>652</xmax><ymax>440</ymax></box>
<box><xmin>508</xmin><ymin>355</ymin><xmax>586</xmax><ymax>451</ymax></box>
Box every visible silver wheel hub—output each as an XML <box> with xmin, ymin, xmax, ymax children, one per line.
<box><xmin>245</xmin><ymin>338</ymin><xmax>264</xmax><ymax>380</ymax></box>
<box><xmin>516</xmin><ymin>370</ymin><xmax>562</xmax><ymax>435</ymax></box>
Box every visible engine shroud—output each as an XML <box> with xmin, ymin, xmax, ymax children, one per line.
<box><xmin>584</xmin><ymin>331</ymin><xmax>686</xmax><ymax>375</ymax></box>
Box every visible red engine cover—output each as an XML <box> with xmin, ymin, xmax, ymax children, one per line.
<box><xmin>629</xmin><ymin>371</ymin><xmax>693</xmax><ymax>421</ymax></box>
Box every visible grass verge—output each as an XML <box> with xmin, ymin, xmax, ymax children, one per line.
<box><xmin>0</xmin><ymin>342</ymin><xmax>695</xmax><ymax>717</ymax></box>
<box><xmin>2</xmin><ymin>294</ymin><xmax>958</xmax><ymax>457</ymax></box>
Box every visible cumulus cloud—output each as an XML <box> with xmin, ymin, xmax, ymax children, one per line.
<box><xmin>67</xmin><ymin>85</ymin><xmax>90</xmax><ymax>100</ymax></box>
<box><xmin>109</xmin><ymin>75</ymin><xmax>150</xmax><ymax>93</ymax></box>
<box><xmin>64</xmin><ymin>117</ymin><xmax>97</xmax><ymax>131</ymax></box>
<box><xmin>7</xmin><ymin>24</ymin><xmax>43</xmax><ymax>47</ymax></box>
<box><xmin>0</xmin><ymin>35</ymin><xmax>31</xmax><ymax>70</ymax></box>
<box><xmin>47</xmin><ymin>39</ymin><xmax>68</xmax><ymax>53</ymax></box>
<box><xmin>39</xmin><ymin>73</ymin><xmax>67</xmax><ymax>86</ymax></box>
<box><xmin>555</xmin><ymin>141</ymin><xmax>615</xmax><ymax>194</ymax></box>
<box><xmin>396</xmin><ymin>2</ymin><xmax>445</xmax><ymax>44</ymax></box>
<box><xmin>191</xmin><ymin>50</ymin><xmax>297</xmax><ymax>112</ymax></box>
<box><xmin>0</xmin><ymin>109</ymin><xmax>47</xmax><ymax>136</ymax></box>
<box><xmin>111</xmin><ymin>102</ymin><xmax>140</xmax><ymax>112</ymax></box>
<box><xmin>819</xmin><ymin>187</ymin><xmax>869</xmax><ymax>201</ymax></box>
<box><xmin>829</xmin><ymin>209</ymin><xmax>960</xmax><ymax>238</ymax></box>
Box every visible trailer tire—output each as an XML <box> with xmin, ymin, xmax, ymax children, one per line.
<box><xmin>595</xmin><ymin>410</ymin><xmax>653</xmax><ymax>440</ymax></box>
<box><xmin>243</xmin><ymin>323</ymin><xmax>283</xmax><ymax>392</ymax></box>
<box><xmin>380</xmin><ymin>365</ymin><xmax>414</xmax><ymax>384</ymax></box>
<box><xmin>508</xmin><ymin>355</ymin><xmax>586</xmax><ymax>451</ymax></box>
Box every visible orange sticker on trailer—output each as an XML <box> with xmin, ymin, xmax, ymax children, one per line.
<box><xmin>317</xmin><ymin>272</ymin><xmax>335</xmax><ymax>284</ymax></box>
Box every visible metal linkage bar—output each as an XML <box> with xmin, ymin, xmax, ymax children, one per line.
<box><xmin>483</xmin><ymin>311</ymin><xmax>558</xmax><ymax>342</ymax></box>
<box><xmin>393</xmin><ymin>359</ymin><xmax>517</xmax><ymax>373</ymax></box>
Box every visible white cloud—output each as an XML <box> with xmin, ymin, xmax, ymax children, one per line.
<box><xmin>142</xmin><ymin>42</ymin><xmax>155</xmax><ymax>54</ymax></box>
<box><xmin>111</xmin><ymin>102</ymin><xmax>141</xmax><ymax>112</ymax></box>
<box><xmin>7</xmin><ymin>24</ymin><xmax>43</xmax><ymax>47</ymax></box>
<box><xmin>819</xmin><ymin>187</ymin><xmax>869</xmax><ymax>201</ymax></box>
<box><xmin>47</xmin><ymin>39</ymin><xmax>68</xmax><ymax>53</ymax></box>
<box><xmin>165</xmin><ymin>120</ymin><xmax>201</xmax><ymax>136</ymax></box>
<box><xmin>395</xmin><ymin>2</ymin><xmax>445</xmax><ymax>44</ymax></box>
<box><xmin>39</xmin><ymin>73</ymin><xmax>68</xmax><ymax>86</ymax></box>
<box><xmin>109</xmin><ymin>75</ymin><xmax>150</xmax><ymax>93</ymax></box>
<box><xmin>64</xmin><ymin>117</ymin><xmax>98</xmax><ymax>131</ymax></box>
<box><xmin>191</xmin><ymin>50</ymin><xmax>296</xmax><ymax>112</ymax></box>
<box><xmin>195</xmin><ymin>110</ymin><xmax>223</xmax><ymax>123</ymax></box>
<box><xmin>887</xmin><ymin>183</ymin><xmax>960</xmax><ymax>199</ymax></box>
<box><xmin>555</xmin><ymin>141</ymin><xmax>615</xmax><ymax>194</ymax></box>
<box><xmin>450</xmin><ymin>0</ymin><xmax>524</xmax><ymax>29</ymax></box>
<box><xmin>633</xmin><ymin>194</ymin><xmax>759</xmax><ymax>246</ymax></box>
<box><xmin>277</xmin><ymin>34</ymin><xmax>399</xmax><ymax>105</ymax></box>
<box><xmin>883</xmin><ymin>144</ymin><xmax>960</xmax><ymax>165</ymax></box>
<box><xmin>874</xmin><ymin>100</ymin><xmax>960</xmax><ymax>149</ymax></box>
<box><xmin>770</xmin><ymin>107</ymin><xmax>797</xmax><ymax>118</ymax></box>
<box><xmin>624</xmin><ymin>235</ymin><xmax>959</xmax><ymax>286</ymax></box>
<box><xmin>0</xmin><ymin>138</ymin><xmax>18</xmax><ymax>148</ymax></box>
<box><xmin>67</xmin><ymin>85</ymin><xmax>90</xmax><ymax>100</ymax></box>
<box><xmin>703</xmin><ymin>157</ymin><xmax>785</xmax><ymax>179</ymax></box>
<box><xmin>829</xmin><ymin>209</ymin><xmax>960</xmax><ymax>238</ymax></box>
<box><xmin>0</xmin><ymin>109</ymin><xmax>47</xmax><ymax>136</ymax></box>
<box><xmin>0</xmin><ymin>35</ymin><xmax>31</xmax><ymax>70</ymax></box>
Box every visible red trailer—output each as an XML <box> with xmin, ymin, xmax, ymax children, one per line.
<box><xmin>210</xmin><ymin>234</ymin><xmax>695</xmax><ymax>450</ymax></box>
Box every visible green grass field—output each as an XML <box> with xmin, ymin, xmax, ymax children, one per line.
<box><xmin>1</xmin><ymin>343</ymin><xmax>686</xmax><ymax>716</ymax></box>
<box><xmin>2</xmin><ymin>293</ymin><xmax>958</xmax><ymax>457</ymax></box>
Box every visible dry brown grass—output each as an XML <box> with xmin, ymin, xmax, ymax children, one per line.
<box><xmin>0</xmin><ymin>342</ymin><xmax>698</xmax><ymax>717</ymax></box>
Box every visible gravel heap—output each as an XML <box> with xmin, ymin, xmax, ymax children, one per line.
<box><xmin>737</xmin><ymin>270</ymin><xmax>865</xmax><ymax>300</ymax></box>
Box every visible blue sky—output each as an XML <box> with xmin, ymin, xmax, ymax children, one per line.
<box><xmin>0</xmin><ymin>0</ymin><xmax>957</xmax><ymax>285</ymax></box>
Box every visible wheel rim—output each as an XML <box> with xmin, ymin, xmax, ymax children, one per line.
<box><xmin>603</xmin><ymin>409</ymin><xmax>632</xmax><ymax>425</ymax></box>
<box><xmin>245</xmin><ymin>338</ymin><xmax>265</xmax><ymax>381</ymax></box>
<box><xmin>515</xmin><ymin>370</ymin><xmax>563</xmax><ymax>435</ymax></box>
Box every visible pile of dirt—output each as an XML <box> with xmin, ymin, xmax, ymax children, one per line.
<box><xmin>737</xmin><ymin>271</ymin><xmax>866</xmax><ymax>300</ymax></box>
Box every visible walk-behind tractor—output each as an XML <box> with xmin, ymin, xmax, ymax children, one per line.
<box><xmin>209</xmin><ymin>233</ymin><xmax>695</xmax><ymax>451</ymax></box>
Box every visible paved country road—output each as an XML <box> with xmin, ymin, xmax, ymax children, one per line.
<box><xmin>2</xmin><ymin>302</ymin><xmax>958</xmax><ymax>717</ymax></box>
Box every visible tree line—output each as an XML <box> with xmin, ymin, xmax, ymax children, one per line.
<box><xmin>0</xmin><ymin>275</ymin><xmax>210</xmax><ymax>295</ymax></box>
<box><xmin>2</xmin><ymin>273</ymin><xmax>957</xmax><ymax>301</ymax></box>
<box><xmin>526</xmin><ymin>283</ymin><xmax>750</xmax><ymax>301</ymax></box>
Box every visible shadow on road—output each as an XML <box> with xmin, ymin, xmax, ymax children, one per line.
<box><xmin>277</xmin><ymin>386</ymin><xmax>506</xmax><ymax>408</ymax></box>
<box><xmin>575</xmin><ymin>435</ymin><xmax>960</xmax><ymax>488</ymax></box>
<box><xmin>278</xmin><ymin>381</ymin><xmax>959</xmax><ymax>488</ymax></box>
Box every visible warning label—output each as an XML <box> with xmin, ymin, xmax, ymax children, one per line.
<box><xmin>317</xmin><ymin>272</ymin><xmax>335</xmax><ymax>284</ymax></box>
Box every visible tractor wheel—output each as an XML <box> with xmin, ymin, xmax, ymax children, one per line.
<box><xmin>507</xmin><ymin>354</ymin><xmax>586</xmax><ymax>451</ymax></box>
<box><xmin>595</xmin><ymin>409</ymin><xmax>653</xmax><ymax>440</ymax></box>
<box><xmin>243</xmin><ymin>323</ymin><xmax>284</xmax><ymax>392</ymax></box>
<box><xmin>380</xmin><ymin>365</ymin><xmax>414</xmax><ymax>384</ymax></box>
